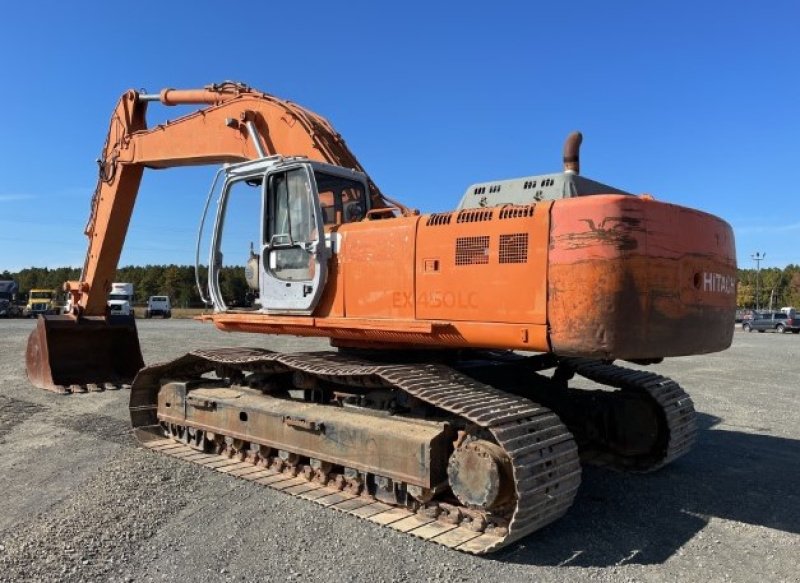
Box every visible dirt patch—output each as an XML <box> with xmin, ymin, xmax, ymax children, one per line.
<box><xmin>0</xmin><ymin>396</ymin><xmax>46</xmax><ymax>442</ymax></box>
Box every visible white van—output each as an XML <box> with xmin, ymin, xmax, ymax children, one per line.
<box><xmin>145</xmin><ymin>296</ymin><xmax>172</xmax><ymax>319</ymax></box>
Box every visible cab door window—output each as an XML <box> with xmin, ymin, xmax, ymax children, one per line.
<box><xmin>266</xmin><ymin>169</ymin><xmax>316</xmax><ymax>281</ymax></box>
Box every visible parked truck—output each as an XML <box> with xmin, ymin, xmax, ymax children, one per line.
<box><xmin>0</xmin><ymin>280</ymin><xmax>22</xmax><ymax>318</ymax></box>
<box><xmin>24</xmin><ymin>289</ymin><xmax>61</xmax><ymax>318</ymax></box>
<box><xmin>108</xmin><ymin>283</ymin><xmax>135</xmax><ymax>316</ymax></box>
<box><xmin>144</xmin><ymin>295</ymin><xmax>171</xmax><ymax>319</ymax></box>
<box><xmin>742</xmin><ymin>311</ymin><xmax>800</xmax><ymax>333</ymax></box>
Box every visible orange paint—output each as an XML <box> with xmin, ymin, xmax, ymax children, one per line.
<box><xmin>63</xmin><ymin>84</ymin><xmax>736</xmax><ymax>363</ymax></box>
<box><xmin>340</xmin><ymin>217</ymin><xmax>418</xmax><ymax>319</ymax></box>
<box><xmin>204</xmin><ymin>195</ymin><xmax>734</xmax><ymax>360</ymax></box>
<box><xmin>547</xmin><ymin>195</ymin><xmax>736</xmax><ymax>358</ymax></box>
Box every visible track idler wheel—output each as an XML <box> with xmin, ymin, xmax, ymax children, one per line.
<box><xmin>447</xmin><ymin>438</ymin><xmax>514</xmax><ymax>510</ymax></box>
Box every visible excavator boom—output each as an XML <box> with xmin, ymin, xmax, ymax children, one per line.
<box><xmin>26</xmin><ymin>82</ymin><xmax>396</xmax><ymax>392</ymax></box>
<box><xmin>76</xmin><ymin>81</ymin><xmax>390</xmax><ymax>317</ymax></box>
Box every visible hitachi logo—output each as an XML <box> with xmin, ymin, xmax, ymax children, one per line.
<box><xmin>702</xmin><ymin>272</ymin><xmax>736</xmax><ymax>294</ymax></box>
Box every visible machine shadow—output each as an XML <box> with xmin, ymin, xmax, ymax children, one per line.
<box><xmin>493</xmin><ymin>412</ymin><xmax>800</xmax><ymax>567</ymax></box>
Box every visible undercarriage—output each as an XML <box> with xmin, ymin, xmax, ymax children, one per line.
<box><xmin>130</xmin><ymin>348</ymin><xmax>696</xmax><ymax>554</ymax></box>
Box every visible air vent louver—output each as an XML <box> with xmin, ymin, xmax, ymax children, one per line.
<box><xmin>498</xmin><ymin>206</ymin><xmax>535</xmax><ymax>219</ymax></box>
<box><xmin>426</xmin><ymin>213</ymin><xmax>453</xmax><ymax>226</ymax></box>
<box><xmin>456</xmin><ymin>209</ymin><xmax>493</xmax><ymax>223</ymax></box>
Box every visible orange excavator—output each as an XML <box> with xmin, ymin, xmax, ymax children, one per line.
<box><xmin>25</xmin><ymin>82</ymin><xmax>736</xmax><ymax>554</ymax></box>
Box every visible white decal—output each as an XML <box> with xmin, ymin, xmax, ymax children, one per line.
<box><xmin>702</xmin><ymin>272</ymin><xmax>736</xmax><ymax>294</ymax></box>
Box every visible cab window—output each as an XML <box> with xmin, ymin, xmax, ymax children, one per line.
<box><xmin>313</xmin><ymin>172</ymin><xmax>366</xmax><ymax>225</ymax></box>
<box><xmin>266</xmin><ymin>168</ymin><xmax>316</xmax><ymax>281</ymax></box>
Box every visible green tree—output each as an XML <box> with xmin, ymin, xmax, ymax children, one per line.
<box><xmin>737</xmin><ymin>282</ymin><xmax>754</xmax><ymax>309</ymax></box>
<box><xmin>787</xmin><ymin>272</ymin><xmax>800</xmax><ymax>307</ymax></box>
<box><xmin>162</xmin><ymin>265</ymin><xmax>183</xmax><ymax>305</ymax></box>
<box><xmin>138</xmin><ymin>265</ymin><xmax>163</xmax><ymax>301</ymax></box>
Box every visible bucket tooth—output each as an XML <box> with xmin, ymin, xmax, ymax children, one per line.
<box><xmin>26</xmin><ymin>315</ymin><xmax>144</xmax><ymax>393</ymax></box>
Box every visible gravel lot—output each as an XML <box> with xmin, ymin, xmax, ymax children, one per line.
<box><xmin>0</xmin><ymin>319</ymin><xmax>798</xmax><ymax>582</ymax></box>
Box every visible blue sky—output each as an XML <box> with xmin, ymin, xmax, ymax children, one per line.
<box><xmin>1</xmin><ymin>1</ymin><xmax>798</xmax><ymax>272</ymax></box>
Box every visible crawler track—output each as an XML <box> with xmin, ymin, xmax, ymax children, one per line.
<box><xmin>559</xmin><ymin>357</ymin><xmax>697</xmax><ymax>472</ymax></box>
<box><xmin>131</xmin><ymin>348</ymin><xmax>582</xmax><ymax>554</ymax></box>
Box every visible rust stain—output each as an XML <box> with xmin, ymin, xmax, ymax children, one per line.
<box><xmin>553</xmin><ymin>216</ymin><xmax>644</xmax><ymax>252</ymax></box>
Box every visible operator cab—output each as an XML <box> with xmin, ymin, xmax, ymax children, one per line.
<box><xmin>205</xmin><ymin>156</ymin><xmax>370</xmax><ymax>316</ymax></box>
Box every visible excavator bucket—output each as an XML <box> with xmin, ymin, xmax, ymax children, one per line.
<box><xmin>26</xmin><ymin>315</ymin><xmax>144</xmax><ymax>394</ymax></box>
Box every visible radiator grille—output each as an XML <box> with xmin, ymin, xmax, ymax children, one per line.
<box><xmin>455</xmin><ymin>236</ymin><xmax>490</xmax><ymax>266</ymax></box>
<box><xmin>499</xmin><ymin>233</ymin><xmax>529</xmax><ymax>264</ymax></box>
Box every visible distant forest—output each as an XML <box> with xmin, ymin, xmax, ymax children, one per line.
<box><xmin>0</xmin><ymin>265</ymin><xmax>249</xmax><ymax>307</ymax></box>
<box><xmin>2</xmin><ymin>264</ymin><xmax>800</xmax><ymax>310</ymax></box>
<box><xmin>737</xmin><ymin>265</ymin><xmax>800</xmax><ymax>310</ymax></box>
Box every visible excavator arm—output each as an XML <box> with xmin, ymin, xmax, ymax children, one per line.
<box><xmin>72</xmin><ymin>81</ymin><xmax>393</xmax><ymax>316</ymax></box>
<box><xmin>26</xmin><ymin>82</ymin><xmax>402</xmax><ymax>392</ymax></box>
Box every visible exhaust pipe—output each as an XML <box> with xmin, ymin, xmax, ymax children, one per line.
<box><xmin>26</xmin><ymin>315</ymin><xmax>144</xmax><ymax>394</ymax></box>
<box><xmin>563</xmin><ymin>131</ymin><xmax>583</xmax><ymax>175</ymax></box>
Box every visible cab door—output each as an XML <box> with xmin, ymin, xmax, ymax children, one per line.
<box><xmin>261</xmin><ymin>164</ymin><xmax>328</xmax><ymax>314</ymax></box>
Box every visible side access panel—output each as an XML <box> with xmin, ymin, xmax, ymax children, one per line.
<box><xmin>341</xmin><ymin>217</ymin><xmax>419</xmax><ymax>319</ymax></box>
<box><xmin>415</xmin><ymin>204</ymin><xmax>550</xmax><ymax>325</ymax></box>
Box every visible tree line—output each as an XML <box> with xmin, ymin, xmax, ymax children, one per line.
<box><xmin>737</xmin><ymin>265</ymin><xmax>800</xmax><ymax>310</ymax></box>
<box><xmin>3</xmin><ymin>263</ymin><xmax>800</xmax><ymax>310</ymax></box>
<box><xmin>0</xmin><ymin>265</ymin><xmax>250</xmax><ymax>308</ymax></box>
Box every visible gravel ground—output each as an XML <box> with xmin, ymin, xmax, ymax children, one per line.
<box><xmin>0</xmin><ymin>319</ymin><xmax>798</xmax><ymax>582</ymax></box>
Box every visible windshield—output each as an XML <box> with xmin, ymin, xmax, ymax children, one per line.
<box><xmin>31</xmin><ymin>291</ymin><xmax>52</xmax><ymax>299</ymax></box>
<box><xmin>151</xmin><ymin>296</ymin><xmax>167</xmax><ymax>302</ymax></box>
<box><xmin>108</xmin><ymin>293</ymin><xmax>130</xmax><ymax>301</ymax></box>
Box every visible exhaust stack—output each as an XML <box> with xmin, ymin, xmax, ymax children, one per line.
<box><xmin>563</xmin><ymin>131</ymin><xmax>583</xmax><ymax>175</ymax></box>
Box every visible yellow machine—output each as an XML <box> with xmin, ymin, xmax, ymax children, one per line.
<box><xmin>24</xmin><ymin>289</ymin><xmax>60</xmax><ymax>318</ymax></box>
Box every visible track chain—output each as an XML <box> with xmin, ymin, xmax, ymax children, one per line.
<box><xmin>131</xmin><ymin>348</ymin><xmax>582</xmax><ymax>554</ymax></box>
<box><xmin>559</xmin><ymin>357</ymin><xmax>697</xmax><ymax>472</ymax></box>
